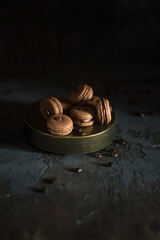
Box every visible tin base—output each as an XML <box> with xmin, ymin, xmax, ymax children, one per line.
<box><xmin>24</xmin><ymin>101</ymin><xmax>117</xmax><ymax>154</ymax></box>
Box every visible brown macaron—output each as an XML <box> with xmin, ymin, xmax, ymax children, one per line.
<box><xmin>47</xmin><ymin>114</ymin><xmax>73</xmax><ymax>136</ymax></box>
<box><xmin>87</xmin><ymin>96</ymin><xmax>100</xmax><ymax>107</ymax></box>
<box><xmin>70</xmin><ymin>84</ymin><xmax>93</xmax><ymax>105</ymax></box>
<box><xmin>39</xmin><ymin>97</ymin><xmax>63</xmax><ymax>119</ymax></box>
<box><xmin>57</xmin><ymin>97</ymin><xmax>71</xmax><ymax>112</ymax></box>
<box><xmin>70</xmin><ymin>105</ymin><xmax>95</xmax><ymax>127</ymax></box>
<box><xmin>96</xmin><ymin>98</ymin><xmax>112</xmax><ymax>124</ymax></box>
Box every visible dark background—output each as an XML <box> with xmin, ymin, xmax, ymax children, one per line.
<box><xmin>0</xmin><ymin>2</ymin><xmax>160</xmax><ymax>240</ymax></box>
<box><xmin>0</xmin><ymin>0</ymin><xmax>160</xmax><ymax>79</ymax></box>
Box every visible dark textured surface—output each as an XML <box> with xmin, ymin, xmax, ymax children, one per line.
<box><xmin>0</xmin><ymin>2</ymin><xmax>160</xmax><ymax>239</ymax></box>
<box><xmin>0</xmin><ymin>74</ymin><xmax>160</xmax><ymax>239</ymax></box>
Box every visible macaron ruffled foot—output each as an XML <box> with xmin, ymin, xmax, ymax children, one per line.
<box><xmin>69</xmin><ymin>105</ymin><xmax>96</xmax><ymax>127</ymax></box>
<box><xmin>47</xmin><ymin>114</ymin><xmax>73</xmax><ymax>136</ymax></box>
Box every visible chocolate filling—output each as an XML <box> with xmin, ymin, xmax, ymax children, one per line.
<box><xmin>72</xmin><ymin>118</ymin><xmax>93</xmax><ymax>123</ymax></box>
<box><xmin>48</xmin><ymin>125</ymin><xmax>73</xmax><ymax>135</ymax></box>
<box><xmin>78</xmin><ymin>107</ymin><xmax>86</xmax><ymax>111</ymax></box>
<box><xmin>102</xmin><ymin>98</ymin><xmax>107</xmax><ymax>124</ymax></box>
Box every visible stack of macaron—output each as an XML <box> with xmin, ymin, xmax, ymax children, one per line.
<box><xmin>39</xmin><ymin>84</ymin><xmax>112</xmax><ymax>136</ymax></box>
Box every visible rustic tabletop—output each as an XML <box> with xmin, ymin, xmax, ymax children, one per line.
<box><xmin>0</xmin><ymin>71</ymin><xmax>160</xmax><ymax>240</ymax></box>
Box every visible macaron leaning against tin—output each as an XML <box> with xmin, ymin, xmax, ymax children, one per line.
<box><xmin>96</xmin><ymin>98</ymin><xmax>112</xmax><ymax>124</ymax></box>
<box><xmin>47</xmin><ymin>114</ymin><xmax>73</xmax><ymax>136</ymax></box>
<box><xmin>70</xmin><ymin>105</ymin><xmax>95</xmax><ymax>127</ymax></box>
<box><xmin>70</xmin><ymin>84</ymin><xmax>93</xmax><ymax>105</ymax></box>
<box><xmin>39</xmin><ymin>97</ymin><xmax>63</xmax><ymax>119</ymax></box>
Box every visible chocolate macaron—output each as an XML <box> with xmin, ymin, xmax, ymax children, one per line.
<box><xmin>87</xmin><ymin>96</ymin><xmax>100</xmax><ymax>107</ymax></box>
<box><xmin>70</xmin><ymin>105</ymin><xmax>95</xmax><ymax>127</ymax></box>
<box><xmin>70</xmin><ymin>84</ymin><xmax>93</xmax><ymax>105</ymax></box>
<box><xmin>57</xmin><ymin>97</ymin><xmax>71</xmax><ymax>113</ymax></box>
<box><xmin>96</xmin><ymin>98</ymin><xmax>112</xmax><ymax>124</ymax></box>
<box><xmin>47</xmin><ymin>114</ymin><xmax>73</xmax><ymax>136</ymax></box>
<box><xmin>39</xmin><ymin>97</ymin><xmax>63</xmax><ymax>119</ymax></box>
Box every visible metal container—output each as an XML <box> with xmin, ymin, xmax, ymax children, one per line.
<box><xmin>24</xmin><ymin>101</ymin><xmax>117</xmax><ymax>154</ymax></box>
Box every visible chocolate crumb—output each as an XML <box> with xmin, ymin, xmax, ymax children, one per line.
<box><xmin>77</xmin><ymin>167</ymin><xmax>83</xmax><ymax>173</ymax></box>
<box><xmin>76</xmin><ymin>128</ymin><xmax>82</xmax><ymax>133</ymax></box>
<box><xmin>74</xmin><ymin>127</ymin><xmax>87</xmax><ymax>136</ymax></box>
<box><xmin>42</xmin><ymin>187</ymin><xmax>48</xmax><ymax>193</ymax></box>
<box><xmin>95</xmin><ymin>153</ymin><xmax>102</xmax><ymax>158</ymax></box>
<box><xmin>108</xmin><ymin>148</ymin><xmax>116</xmax><ymax>153</ymax></box>
<box><xmin>50</xmin><ymin>177</ymin><xmax>56</xmax><ymax>184</ymax></box>
<box><xmin>119</xmin><ymin>138</ymin><xmax>126</xmax><ymax>145</ymax></box>
<box><xmin>43</xmin><ymin>178</ymin><xmax>56</xmax><ymax>184</ymax></box>
<box><xmin>112</xmin><ymin>152</ymin><xmax>118</xmax><ymax>157</ymax></box>
<box><xmin>74</xmin><ymin>126</ymin><xmax>82</xmax><ymax>132</ymax></box>
<box><xmin>78</xmin><ymin>132</ymin><xmax>87</xmax><ymax>136</ymax></box>
<box><xmin>140</xmin><ymin>113</ymin><xmax>144</xmax><ymax>117</ymax></box>
<box><xmin>133</xmin><ymin>111</ymin><xmax>145</xmax><ymax>117</ymax></box>
<box><xmin>114</xmin><ymin>139</ymin><xmax>126</xmax><ymax>146</ymax></box>
<box><xmin>106</xmin><ymin>162</ymin><xmax>114</xmax><ymax>167</ymax></box>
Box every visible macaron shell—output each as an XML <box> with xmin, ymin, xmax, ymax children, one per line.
<box><xmin>70</xmin><ymin>84</ymin><xmax>93</xmax><ymax>104</ymax></box>
<box><xmin>70</xmin><ymin>84</ymin><xmax>86</xmax><ymax>104</ymax></box>
<box><xmin>96</xmin><ymin>98</ymin><xmax>112</xmax><ymax>125</ymax></box>
<box><xmin>103</xmin><ymin>98</ymin><xmax>112</xmax><ymax>124</ymax></box>
<box><xmin>50</xmin><ymin>97</ymin><xmax>63</xmax><ymax>115</ymax></box>
<box><xmin>75</xmin><ymin>84</ymin><xmax>88</xmax><ymax>103</ymax></box>
<box><xmin>47</xmin><ymin>114</ymin><xmax>73</xmax><ymax>136</ymax></box>
<box><xmin>48</xmin><ymin>126</ymin><xmax>73</xmax><ymax>136</ymax></box>
<box><xmin>106</xmin><ymin>99</ymin><xmax>112</xmax><ymax>123</ymax></box>
<box><xmin>70</xmin><ymin>105</ymin><xmax>95</xmax><ymax>121</ymax></box>
<box><xmin>73</xmin><ymin>119</ymin><xmax>94</xmax><ymax>127</ymax></box>
<box><xmin>102</xmin><ymin>98</ymin><xmax>107</xmax><ymax>124</ymax></box>
<box><xmin>39</xmin><ymin>98</ymin><xmax>58</xmax><ymax>119</ymax></box>
<box><xmin>96</xmin><ymin>99</ymin><xmax>103</xmax><ymax>124</ymax></box>
<box><xmin>77</xmin><ymin>85</ymin><xmax>93</xmax><ymax>104</ymax></box>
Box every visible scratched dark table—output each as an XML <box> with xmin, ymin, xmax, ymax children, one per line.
<box><xmin>0</xmin><ymin>67</ymin><xmax>160</xmax><ymax>240</ymax></box>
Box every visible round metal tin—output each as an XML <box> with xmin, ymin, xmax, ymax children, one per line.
<box><xmin>23</xmin><ymin>101</ymin><xmax>117</xmax><ymax>154</ymax></box>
